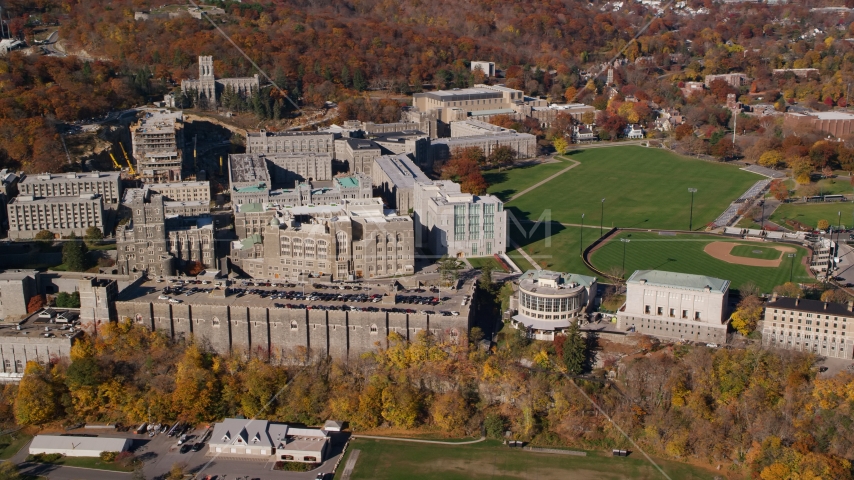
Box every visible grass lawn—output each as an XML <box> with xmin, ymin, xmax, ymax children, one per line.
<box><xmin>508</xmin><ymin>223</ymin><xmax>600</xmax><ymax>276</ymax></box>
<box><xmin>28</xmin><ymin>454</ymin><xmax>135</xmax><ymax>472</ymax></box>
<box><xmin>484</xmin><ymin>160</ymin><xmax>569</xmax><ymax>201</ymax></box>
<box><xmin>0</xmin><ymin>432</ymin><xmax>32</xmax><ymax>460</ymax></box>
<box><xmin>769</xmin><ymin>202</ymin><xmax>854</xmax><ymax>230</ymax></box>
<box><xmin>334</xmin><ymin>438</ymin><xmax>718</xmax><ymax>480</ymax></box>
<box><xmin>729</xmin><ymin>245</ymin><xmax>782</xmax><ymax>260</ymax></box>
<box><xmin>467</xmin><ymin>256</ymin><xmax>508</xmax><ymax>272</ymax></box>
<box><xmin>790</xmin><ymin>177</ymin><xmax>854</xmax><ymax>197</ymax></box>
<box><xmin>588</xmin><ymin>232</ymin><xmax>811</xmax><ymax>293</ymax></box>
<box><xmin>500</xmin><ymin>146</ymin><xmax>759</xmax><ymax>231</ymax></box>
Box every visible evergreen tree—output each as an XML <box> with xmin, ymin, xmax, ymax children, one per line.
<box><xmin>62</xmin><ymin>234</ymin><xmax>88</xmax><ymax>272</ymax></box>
<box><xmin>353</xmin><ymin>69</ymin><xmax>367</xmax><ymax>91</ymax></box>
<box><xmin>561</xmin><ymin>321</ymin><xmax>587</xmax><ymax>375</ymax></box>
<box><xmin>340</xmin><ymin>65</ymin><xmax>350</xmax><ymax>88</ymax></box>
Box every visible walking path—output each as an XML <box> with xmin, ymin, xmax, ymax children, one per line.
<box><xmin>340</xmin><ymin>449</ymin><xmax>360</xmax><ymax>480</ymax></box>
<box><xmin>353</xmin><ymin>435</ymin><xmax>486</xmax><ymax>445</ymax></box>
<box><xmin>509</xmin><ymin>157</ymin><xmax>579</xmax><ymax>202</ymax></box>
<box><xmin>509</xmin><ymin>238</ymin><xmax>540</xmax><ymax>271</ymax></box>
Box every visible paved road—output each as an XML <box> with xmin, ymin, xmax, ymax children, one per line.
<box><xmin>18</xmin><ymin>462</ymin><xmax>131</xmax><ymax>480</ymax></box>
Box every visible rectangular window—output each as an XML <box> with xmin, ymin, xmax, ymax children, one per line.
<box><xmin>682</xmin><ymin>310</ymin><xmax>688</xmax><ymax>319</ymax></box>
<box><xmin>657</xmin><ymin>307</ymin><xmax>663</xmax><ymax>315</ymax></box>
<box><xmin>695</xmin><ymin>311</ymin><xmax>701</xmax><ymax>320</ymax></box>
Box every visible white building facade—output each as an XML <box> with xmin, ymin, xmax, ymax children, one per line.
<box><xmin>762</xmin><ymin>295</ymin><xmax>854</xmax><ymax>359</ymax></box>
<box><xmin>617</xmin><ymin>270</ymin><xmax>730</xmax><ymax>344</ymax></box>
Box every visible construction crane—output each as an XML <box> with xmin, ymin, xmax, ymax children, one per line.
<box><xmin>118</xmin><ymin>141</ymin><xmax>136</xmax><ymax>176</ymax></box>
<box><xmin>109</xmin><ymin>152</ymin><xmax>123</xmax><ymax>171</ymax></box>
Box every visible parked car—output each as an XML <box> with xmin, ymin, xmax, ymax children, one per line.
<box><xmin>180</xmin><ymin>443</ymin><xmax>193</xmax><ymax>454</ymax></box>
<box><xmin>192</xmin><ymin>442</ymin><xmax>205</xmax><ymax>452</ymax></box>
<box><xmin>169</xmin><ymin>298</ymin><xmax>183</xmax><ymax>304</ymax></box>
<box><xmin>158</xmin><ymin>295</ymin><xmax>170</xmax><ymax>300</ymax></box>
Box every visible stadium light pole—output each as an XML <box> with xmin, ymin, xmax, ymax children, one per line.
<box><xmin>688</xmin><ymin>188</ymin><xmax>697</xmax><ymax>231</ymax></box>
<box><xmin>838</xmin><ymin>211</ymin><xmax>843</xmax><ymax>259</ymax></box>
<box><xmin>580</xmin><ymin>214</ymin><xmax>585</xmax><ymax>256</ymax></box>
<box><xmin>600</xmin><ymin>198</ymin><xmax>606</xmax><ymax>238</ymax></box>
<box><xmin>621</xmin><ymin>238</ymin><xmax>631</xmax><ymax>274</ymax></box>
<box><xmin>788</xmin><ymin>253</ymin><xmax>796</xmax><ymax>283</ymax></box>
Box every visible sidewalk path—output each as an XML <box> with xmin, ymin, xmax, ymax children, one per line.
<box><xmin>509</xmin><ymin>238</ymin><xmax>540</xmax><ymax>271</ymax></box>
<box><xmin>509</xmin><ymin>157</ymin><xmax>579</xmax><ymax>202</ymax></box>
<box><xmin>353</xmin><ymin>435</ymin><xmax>486</xmax><ymax>445</ymax></box>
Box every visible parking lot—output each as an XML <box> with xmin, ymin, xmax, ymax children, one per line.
<box><xmin>123</xmin><ymin>278</ymin><xmax>475</xmax><ymax>317</ymax></box>
<box><xmin>60</xmin><ymin>424</ymin><xmax>345</xmax><ymax>480</ymax></box>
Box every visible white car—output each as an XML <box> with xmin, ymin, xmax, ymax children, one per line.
<box><xmin>169</xmin><ymin>298</ymin><xmax>183</xmax><ymax>304</ymax></box>
<box><xmin>706</xmin><ymin>343</ymin><xmax>718</xmax><ymax>348</ymax></box>
<box><xmin>158</xmin><ymin>295</ymin><xmax>170</xmax><ymax>300</ymax></box>
<box><xmin>451</xmin><ymin>311</ymin><xmax>460</xmax><ymax>316</ymax></box>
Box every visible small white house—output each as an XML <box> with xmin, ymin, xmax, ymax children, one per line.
<box><xmin>208</xmin><ymin>418</ymin><xmax>329</xmax><ymax>463</ymax></box>
<box><xmin>625</xmin><ymin>124</ymin><xmax>645</xmax><ymax>139</ymax></box>
<box><xmin>29</xmin><ymin>435</ymin><xmax>131</xmax><ymax>457</ymax></box>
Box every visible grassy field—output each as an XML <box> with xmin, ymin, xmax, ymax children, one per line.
<box><xmin>507</xmin><ymin>223</ymin><xmax>600</xmax><ymax>275</ymax></box>
<box><xmin>782</xmin><ymin>177</ymin><xmax>854</xmax><ymax>197</ymax></box>
<box><xmin>729</xmin><ymin>245</ymin><xmax>782</xmax><ymax>260</ymax></box>
<box><xmin>588</xmin><ymin>232</ymin><xmax>811</xmax><ymax>293</ymax></box>
<box><xmin>485</xmin><ymin>160</ymin><xmax>569</xmax><ymax>201</ymax></box>
<box><xmin>769</xmin><ymin>202</ymin><xmax>854</xmax><ymax>230</ymax></box>
<box><xmin>467</xmin><ymin>256</ymin><xmax>508</xmax><ymax>272</ymax></box>
<box><xmin>27</xmin><ymin>453</ymin><xmax>135</xmax><ymax>472</ymax></box>
<box><xmin>334</xmin><ymin>438</ymin><xmax>718</xmax><ymax>480</ymax></box>
<box><xmin>0</xmin><ymin>432</ymin><xmax>32</xmax><ymax>460</ymax></box>
<box><xmin>501</xmin><ymin>146</ymin><xmax>759</xmax><ymax>231</ymax></box>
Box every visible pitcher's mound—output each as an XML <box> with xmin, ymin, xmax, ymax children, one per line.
<box><xmin>703</xmin><ymin>242</ymin><xmax>795</xmax><ymax>267</ymax></box>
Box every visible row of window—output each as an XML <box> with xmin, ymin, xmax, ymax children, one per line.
<box><xmin>644</xmin><ymin>305</ymin><xmax>702</xmax><ymax>320</ymax></box>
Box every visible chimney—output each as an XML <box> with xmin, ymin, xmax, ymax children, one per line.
<box><xmin>771</xmin><ymin>292</ymin><xmax>778</xmax><ymax>302</ymax></box>
<box><xmin>795</xmin><ymin>296</ymin><xmax>800</xmax><ymax>306</ymax></box>
<box><xmin>848</xmin><ymin>300</ymin><xmax>853</xmax><ymax>312</ymax></box>
<box><xmin>824</xmin><ymin>302</ymin><xmax>828</xmax><ymax>310</ymax></box>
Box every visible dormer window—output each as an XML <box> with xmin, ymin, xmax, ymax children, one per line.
<box><xmin>252</xmin><ymin>433</ymin><xmax>261</xmax><ymax>443</ymax></box>
<box><xmin>222</xmin><ymin>433</ymin><xmax>231</xmax><ymax>442</ymax></box>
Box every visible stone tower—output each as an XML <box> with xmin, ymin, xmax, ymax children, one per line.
<box><xmin>78</xmin><ymin>277</ymin><xmax>118</xmax><ymax>329</ymax></box>
<box><xmin>198</xmin><ymin>56</ymin><xmax>217</xmax><ymax>105</ymax></box>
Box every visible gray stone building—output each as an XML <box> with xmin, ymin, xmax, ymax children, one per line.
<box><xmin>181</xmin><ymin>56</ymin><xmax>260</xmax><ymax>108</ymax></box>
<box><xmin>0</xmin><ymin>169</ymin><xmax>20</xmax><ymax>233</ymax></box>
<box><xmin>78</xmin><ymin>277</ymin><xmax>118</xmax><ymax>328</ymax></box>
<box><xmin>18</xmin><ymin>172</ymin><xmax>122</xmax><ymax>207</ymax></box>
<box><xmin>0</xmin><ymin>270</ymin><xmax>41</xmax><ymax>321</ymax></box>
<box><xmin>7</xmin><ymin>194</ymin><xmax>105</xmax><ymax>240</ymax></box>
<box><xmin>131</xmin><ymin>110</ymin><xmax>185</xmax><ymax>183</ymax></box>
<box><xmin>246</xmin><ymin>130</ymin><xmax>335</xmax><ymax>156</ymax></box>
<box><xmin>429</xmin><ymin>132</ymin><xmax>537</xmax><ymax>164</ymax></box>
<box><xmin>0</xmin><ymin>309</ymin><xmax>82</xmax><ymax>376</ymax></box>
<box><xmin>370</xmin><ymin>131</ymin><xmax>430</xmax><ymax>169</ymax></box>
<box><xmin>762</xmin><ymin>295</ymin><xmax>854</xmax><ymax>360</ymax></box>
<box><xmin>144</xmin><ymin>181</ymin><xmax>210</xmax><ymax>204</ymax></box>
<box><xmin>371</xmin><ymin>154</ymin><xmax>432</xmax><ymax>215</ymax></box>
<box><xmin>231</xmin><ymin>198</ymin><xmax>414</xmax><ymax>281</ymax></box>
<box><xmin>115</xmin><ymin>278</ymin><xmax>473</xmax><ymax>361</ymax></box>
<box><xmin>228</xmin><ymin>153</ymin><xmax>271</xmax><ymax>207</ymax></box>
<box><xmin>116</xmin><ymin>190</ymin><xmax>215</xmax><ymax>277</ymax></box>
<box><xmin>266</xmin><ymin>153</ymin><xmax>333</xmax><ymax>185</ymax></box>
<box><xmin>337</xmin><ymin>139</ymin><xmax>381</xmax><ymax>176</ymax></box>
<box><xmin>412</xmin><ymin>181</ymin><xmax>507</xmax><ymax>257</ymax></box>
<box><xmin>449</xmin><ymin>119</ymin><xmax>516</xmax><ymax>138</ymax></box>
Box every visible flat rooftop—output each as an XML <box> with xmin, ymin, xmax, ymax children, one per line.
<box><xmin>134</xmin><ymin>110</ymin><xmax>182</xmax><ymax>134</ymax></box>
<box><xmin>626</xmin><ymin>269</ymin><xmax>730</xmax><ymax>294</ymax></box>
<box><xmin>374</xmin><ymin>154</ymin><xmax>431</xmax><ymax>188</ymax></box>
<box><xmin>22</xmin><ymin>172</ymin><xmax>120</xmax><ymax>184</ymax></box>
<box><xmin>248</xmin><ymin>130</ymin><xmax>333</xmax><ymax>138</ymax></box>
<box><xmin>415</xmin><ymin>88</ymin><xmax>503</xmax><ymax>102</ymax></box>
<box><xmin>519</xmin><ymin>269</ymin><xmax>597</xmax><ymax>295</ymax></box>
<box><xmin>0</xmin><ymin>308</ymin><xmax>81</xmax><ymax>339</ymax></box>
<box><xmin>371</xmin><ymin>131</ymin><xmax>426</xmax><ymax>144</ymax></box>
<box><xmin>229</xmin><ymin>154</ymin><xmax>270</xmax><ymax>185</ymax></box>
<box><xmin>12</xmin><ymin>194</ymin><xmax>102</xmax><ymax>204</ymax></box>
<box><xmin>346</xmin><ymin>138</ymin><xmax>380</xmax><ymax>150</ymax></box>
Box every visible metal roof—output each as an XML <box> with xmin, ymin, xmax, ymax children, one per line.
<box><xmin>626</xmin><ymin>269</ymin><xmax>730</xmax><ymax>293</ymax></box>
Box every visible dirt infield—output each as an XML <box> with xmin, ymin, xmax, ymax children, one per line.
<box><xmin>703</xmin><ymin>242</ymin><xmax>796</xmax><ymax>267</ymax></box>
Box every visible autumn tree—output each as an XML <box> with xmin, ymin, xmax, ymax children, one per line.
<box><xmin>34</xmin><ymin>230</ymin><xmax>54</xmax><ymax>246</ymax></box>
<box><xmin>768</xmin><ymin>179</ymin><xmax>789</xmax><ymax>201</ymax></box>
<box><xmin>84</xmin><ymin>227</ymin><xmax>103</xmax><ymax>248</ymax></box>
<box><xmin>773</xmin><ymin>282</ymin><xmax>804</xmax><ymax>298</ymax></box>
<box><xmin>820</xmin><ymin>288</ymin><xmax>851</xmax><ymax>304</ymax></box>
<box><xmin>730</xmin><ymin>295</ymin><xmax>763</xmax><ymax>335</ymax></box>
<box><xmin>26</xmin><ymin>295</ymin><xmax>45</xmax><ymax>314</ymax></box>
<box><xmin>560</xmin><ymin>322</ymin><xmax>587</xmax><ymax>375</ymax></box>
<box><xmin>553</xmin><ymin>137</ymin><xmax>569</xmax><ymax>155</ymax></box>
<box><xmin>758</xmin><ymin>151</ymin><xmax>784</xmax><ymax>169</ymax></box>
<box><xmin>430</xmin><ymin>390</ymin><xmax>470</xmax><ymax>434</ymax></box>
<box><xmin>488</xmin><ymin>145</ymin><xmax>516</xmax><ymax>167</ymax></box>
<box><xmin>817</xmin><ymin>219</ymin><xmax>830</xmax><ymax>231</ymax></box>
<box><xmin>15</xmin><ymin>362</ymin><xmax>61</xmax><ymax>425</ymax></box>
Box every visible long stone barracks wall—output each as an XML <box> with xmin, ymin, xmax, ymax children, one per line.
<box><xmin>116</xmin><ymin>301</ymin><xmax>471</xmax><ymax>361</ymax></box>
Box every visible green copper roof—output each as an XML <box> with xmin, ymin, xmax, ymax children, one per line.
<box><xmin>626</xmin><ymin>269</ymin><xmax>730</xmax><ymax>293</ymax></box>
<box><xmin>240</xmin><ymin>234</ymin><xmax>262</xmax><ymax>250</ymax></box>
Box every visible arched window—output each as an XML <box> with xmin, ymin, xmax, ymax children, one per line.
<box><xmin>291</xmin><ymin>321</ymin><xmax>298</xmax><ymax>330</ymax></box>
<box><xmin>212</xmin><ymin>317</ymin><xmax>220</xmax><ymax>327</ymax></box>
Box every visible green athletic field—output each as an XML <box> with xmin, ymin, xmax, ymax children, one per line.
<box><xmin>729</xmin><ymin>245</ymin><xmax>781</xmax><ymax>260</ymax></box>
<box><xmin>507</xmin><ymin>223</ymin><xmax>599</xmax><ymax>276</ymax></box>
<box><xmin>484</xmin><ymin>161</ymin><xmax>569</xmax><ymax>201</ymax></box>
<box><xmin>769</xmin><ymin>202</ymin><xmax>854</xmax><ymax>230</ymax></box>
<box><xmin>334</xmin><ymin>438</ymin><xmax>717</xmax><ymax>480</ymax></box>
<box><xmin>587</xmin><ymin>232</ymin><xmax>811</xmax><ymax>293</ymax></box>
<box><xmin>501</xmin><ymin>146</ymin><xmax>759</xmax><ymax>231</ymax></box>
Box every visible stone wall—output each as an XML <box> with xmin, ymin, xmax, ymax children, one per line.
<box><xmin>116</xmin><ymin>300</ymin><xmax>471</xmax><ymax>361</ymax></box>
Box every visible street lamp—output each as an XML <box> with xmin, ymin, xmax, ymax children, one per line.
<box><xmin>838</xmin><ymin>211</ymin><xmax>843</xmax><ymax>256</ymax></box>
<box><xmin>621</xmin><ymin>238</ymin><xmax>631</xmax><ymax>273</ymax></box>
<box><xmin>600</xmin><ymin>198</ymin><xmax>606</xmax><ymax>237</ymax></box>
<box><xmin>788</xmin><ymin>253</ymin><xmax>796</xmax><ymax>282</ymax></box>
<box><xmin>580</xmin><ymin>213</ymin><xmax>585</xmax><ymax>256</ymax></box>
<box><xmin>760</xmin><ymin>200</ymin><xmax>765</xmax><ymax>231</ymax></box>
<box><xmin>688</xmin><ymin>188</ymin><xmax>697</xmax><ymax>231</ymax></box>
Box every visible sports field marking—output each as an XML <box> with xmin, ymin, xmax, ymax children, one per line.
<box><xmin>508</xmin><ymin>157</ymin><xmax>579</xmax><ymax>202</ymax></box>
<box><xmin>703</xmin><ymin>242</ymin><xmax>796</xmax><ymax>267</ymax></box>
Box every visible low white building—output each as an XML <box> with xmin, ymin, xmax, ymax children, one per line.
<box><xmin>625</xmin><ymin>124</ymin><xmax>644</xmax><ymax>139</ymax></box>
<box><xmin>616</xmin><ymin>270</ymin><xmax>730</xmax><ymax>344</ymax></box>
<box><xmin>208</xmin><ymin>418</ymin><xmax>329</xmax><ymax>463</ymax></box>
<box><xmin>29</xmin><ymin>435</ymin><xmax>131</xmax><ymax>457</ymax></box>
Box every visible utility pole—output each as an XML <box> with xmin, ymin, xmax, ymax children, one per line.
<box><xmin>688</xmin><ymin>188</ymin><xmax>697</xmax><ymax>231</ymax></box>
<box><xmin>621</xmin><ymin>238</ymin><xmax>631</xmax><ymax>274</ymax></box>
<box><xmin>580</xmin><ymin>213</ymin><xmax>585</xmax><ymax>256</ymax></box>
<box><xmin>732</xmin><ymin>111</ymin><xmax>737</xmax><ymax>145</ymax></box>
<box><xmin>788</xmin><ymin>253</ymin><xmax>795</xmax><ymax>282</ymax></box>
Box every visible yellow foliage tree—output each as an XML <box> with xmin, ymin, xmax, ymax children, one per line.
<box><xmin>758</xmin><ymin>150</ymin><xmax>784</xmax><ymax>169</ymax></box>
<box><xmin>730</xmin><ymin>295</ymin><xmax>764</xmax><ymax>336</ymax></box>
<box><xmin>14</xmin><ymin>362</ymin><xmax>58</xmax><ymax>425</ymax></box>
<box><xmin>553</xmin><ymin>137</ymin><xmax>569</xmax><ymax>155</ymax></box>
<box><xmin>430</xmin><ymin>391</ymin><xmax>469</xmax><ymax>433</ymax></box>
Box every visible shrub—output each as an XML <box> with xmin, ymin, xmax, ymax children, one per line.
<box><xmin>273</xmin><ymin>461</ymin><xmax>319</xmax><ymax>472</ymax></box>
<box><xmin>100</xmin><ymin>451</ymin><xmax>118</xmax><ymax>462</ymax></box>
